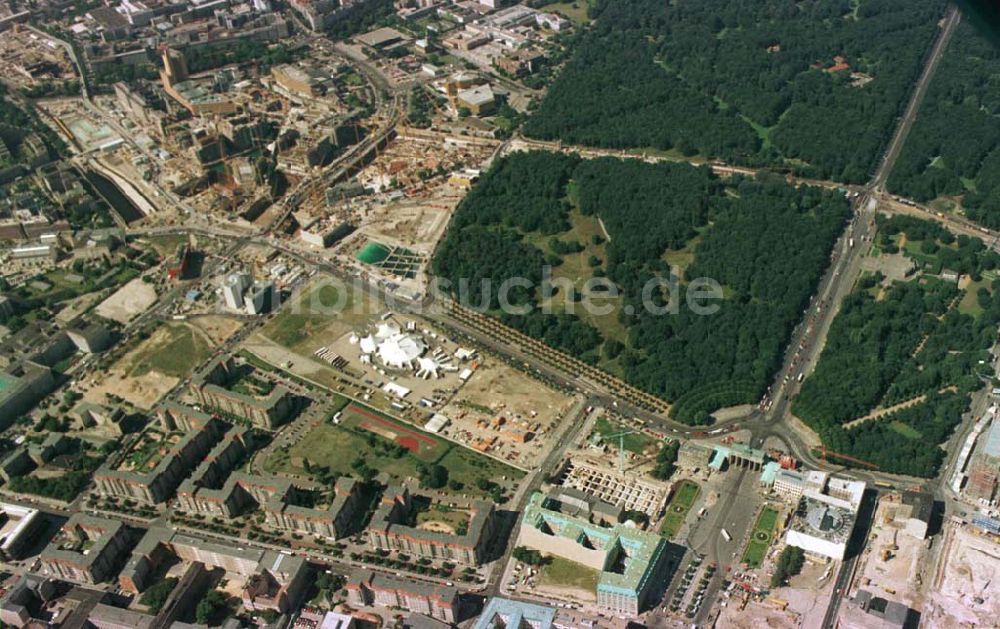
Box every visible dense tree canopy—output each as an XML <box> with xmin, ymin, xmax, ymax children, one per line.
<box><xmin>771</xmin><ymin>546</ymin><xmax>805</xmax><ymax>587</ymax></box>
<box><xmin>433</xmin><ymin>152</ymin><xmax>848</xmax><ymax>423</ymax></box>
<box><xmin>525</xmin><ymin>0</ymin><xmax>946</xmax><ymax>183</ymax></box>
<box><xmin>820</xmin><ymin>392</ymin><xmax>969</xmax><ymax>477</ymax></box>
<box><xmin>793</xmin><ymin>216</ymin><xmax>1000</xmax><ymax>476</ymax></box>
<box><xmin>888</xmin><ymin>21</ymin><xmax>1000</xmax><ymax>227</ymax></box>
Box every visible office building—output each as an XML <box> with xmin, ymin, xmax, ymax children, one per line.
<box><xmin>223</xmin><ymin>272</ymin><xmax>252</xmax><ymax>310</ymax></box>
<box><xmin>0</xmin><ymin>502</ymin><xmax>42</xmax><ymax>560</ymax></box>
<box><xmin>474</xmin><ymin>598</ymin><xmax>557</xmax><ymax>629</ymax></box>
<box><xmin>516</xmin><ymin>491</ymin><xmax>670</xmax><ymax>615</ymax></box>
<box><xmin>785</xmin><ymin>480</ymin><xmax>866</xmax><ymax>561</ymax></box>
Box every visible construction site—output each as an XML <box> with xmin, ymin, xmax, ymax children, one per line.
<box><xmin>846</xmin><ymin>492</ymin><xmax>935</xmax><ymax>612</ymax></box>
<box><xmin>0</xmin><ymin>25</ymin><xmax>76</xmax><ymax>91</ymax></box>
<box><xmin>713</xmin><ymin>560</ymin><xmax>836</xmax><ymax>629</ymax></box>
<box><xmin>923</xmin><ymin>521</ymin><xmax>1000</xmax><ymax>626</ymax></box>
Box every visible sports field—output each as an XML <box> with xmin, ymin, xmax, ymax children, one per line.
<box><xmin>340</xmin><ymin>403</ymin><xmax>448</xmax><ymax>462</ymax></box>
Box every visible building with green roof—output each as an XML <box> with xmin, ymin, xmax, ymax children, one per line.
<box><xmin>516</xmin><ymin>491</ymin><xmax>670</xmax><ymax>615</ymax></box>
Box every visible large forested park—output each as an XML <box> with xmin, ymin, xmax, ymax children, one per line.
<box><xmin>522</xmin><ymin>0</ymin><xmax>947</xmax><ymax>184</ymax></box>
<box><xmin>887</xmin><ymin>19</ymin><xmax>1000</xmax><ymax>228</ymax></box>
<box><xmin>793</xmin><ymin>215</ymin><xmax>1000</xmax><ymax>476</ymax></box>
<box><xmin>432</xmin><ymin>151</ymin><xmax>849</xmax><ymax>425</ymax></box>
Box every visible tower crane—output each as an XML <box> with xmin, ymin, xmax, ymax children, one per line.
<box><xmin>604</xmin><ymin>429</ymin><xmax>641</xmax><ymax>474</ymax></box>
<box><xmin>812</xmin><ymin>445</ymin><xmax>880</xmax><ymax>470</ymax></box>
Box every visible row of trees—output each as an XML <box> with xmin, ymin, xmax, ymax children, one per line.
<box><xmin>525</xmin><ymin>0</ymin><xmax>946</xmax><ymax>183</ymax></box>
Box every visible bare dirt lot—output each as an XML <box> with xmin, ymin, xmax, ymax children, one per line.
<box><xmin>847</xmin><ymin>494</ymin><xmax>931</xmax><ymax>610</ymax></box>
<box><xmin>924</xmin><ymin>524</ymin><xmax>1000</xmax><ymax>627</ymax></box>
<box><xmin>719</xmin><ymin>560</ymin><xmax>835</xmax><ymax>629</ymax></box>
<box><xmin>83</xmin><ymin>317</ymin><xmax>241</xmax><ymax>410</ymax></box>
<box><xmin>94</xmin><ymin>278</ymin><xmax>158</xmax><ymax>324</ymax></box>
<box><xmin>361</xmin><ymin>191</ymin><xmax>463</xmax><ymax>255</ymax></box>
<box><xmin>438</xmin><ymin>359</ymin><xmax>576</xmax><ymax>468</ymax></box>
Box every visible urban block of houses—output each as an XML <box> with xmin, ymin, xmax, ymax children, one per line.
<box><xmin>368</xmin><ymin>485</ymin><xmax>496</xmax><ymax>566</ymax></box>
<box><xmin>39</xmin><ymin>514</ymin><xmax>133</xmax><ymax>584</ymax></box>
<box><xmin>93</xmin><ymin>409</ymin><xmax>225</xmax><ymax>504</ymax></box>
<box><xmin>177</xmin><ymin>466</ymin><xmax>361</xmax><ymax>541</ymax></box>
<box><xmin>0</xmin><ymin>362</ymin><xmax>56</xmax><ymax>428</ymax></box>
<box><xmin>192</xmin><ymin>356</ymin><xmax>296</xmax><ymax>429</ymax></box>
<box><xmin>120</xmin><ymin>527</ymin><xmax>309</xmax><ymax>615</ymax></box>
<box><xmin>346</xmin><ymin>570</ymin><xmax>459</xmax><ymax>623</ymax></box>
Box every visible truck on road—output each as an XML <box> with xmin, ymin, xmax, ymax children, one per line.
<box><xmin>721</xmin><ymin>528</ymin><xmax>732</xmax><ymax>542</ymax></box>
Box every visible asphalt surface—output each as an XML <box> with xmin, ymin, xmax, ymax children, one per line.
<box><xmin>687</xmin><ymin>467</ymin><xmax>758</xmax><ymax>626</ymax></box>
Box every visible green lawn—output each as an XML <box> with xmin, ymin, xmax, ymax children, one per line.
<box><xmin>266</xmin><ymin>422</ymin><xmax>414</xmax><ymax>478</ymax></box>
<box><xmin>528</xmin><ymin>208</ymin><xmax>630</xmax><ymax>352</ymax></box>
<box><xmin>662</xmin><ymin>235</ymin><xmax>703</xmax><ymax>276</ymax></box>
<box><xmin>538</xmin><ymin>1</ymin><xmax>592</xmax><ymax>25</ymax></box>
<box><xmin>742</xmin><ymin>507</ymin><xmax>780</xmax><ymax>567</ymax></box>
<box><xmin>435</xmin><ymin>446</ymin><xmax>524</xmax><ymax>489</ymax></box>
<box><xmin>264</xmin><ymin>404</ymin><xmax>522</xmax><ymax>498</ymax></box>
<box><xmin>260</xmin><ymin>282</ymin><xmax>377</xmax><ymax>353</ymax></box>
<box><xmin>888</xmin><ymin>420</ymin><xmax>922</xmax><ymax>440</ymax></box>
<box><xmin>127</xmin><ymin>323</ymin><xmax>212</xmax><ymax>379</ymax></box>
<box><xmin>538</xmin><ymin>556</ymin><xmax>600</xmax><ymax>593</ymax></box>
<box><xmin>659</xmin><ymin>480</ymin><xmax>700</xmax><ymax>539</ymax></box>
<box><xmin>959</xmin><ymin>279</ymin><xmax>989</xmax><ymax>317</ymax></box>
<box><xmin>594</xmin><ymin>417</ymin><xmax>657</xmax><ymax>454</ymax></box>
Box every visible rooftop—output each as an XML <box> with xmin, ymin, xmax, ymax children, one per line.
<box><xmin>520</xmin><ymin>491</ymin><xmax>665</xmax><ymax>597</ymax></box>
<box><xmin>982</xmin><ymin>419</ymin><xmax>1000</xmax><ymax>459</ymax></box>
<box><xmin>474</xmin><ymin>597</ymin><xmax>556</xmax><ymax>629</ymax></box>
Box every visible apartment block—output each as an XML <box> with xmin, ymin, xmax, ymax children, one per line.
<box><xmin>93</xmin><ymin>414</ymin><xmax>224</xmax><ymax>504</ymax></box>
<box><xmin>39</xmin><ymin>515</ymin><xmax>132</xmax><ymax>584</ymax></box>
<box><xmin>192</xmin><ymin>356</ymin><xmax>295</xmax><ymax>429</ymax></box>
<box><xmin>368</xmin><ymin>485</ymin><xmax>495</xmax><ymax>566</ymax></box>
<box><xmin>347</xmin><ymin>570</ymin><xmax>459</xmax><ymax>623</ymax></box>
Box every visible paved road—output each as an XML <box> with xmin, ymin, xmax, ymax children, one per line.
<box><xmin>872</xmin><ymin>5</ymin><xmax>961</xmax><ymax>192</ymax></box>
<box><xmin>483</xmin><ymin>401</ymin><xmax>596</xmax><ymax>597</ymax></box>
<box><xmin>686</xmin><ymin>466</ymin><xmax>758</xmax><ymax>625</ymax></box>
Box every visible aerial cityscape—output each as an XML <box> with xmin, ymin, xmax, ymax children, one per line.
<box><xmin>0</xmin><ymin>0</ymin><xmax>997</xmax><ymax>628</ymax></box>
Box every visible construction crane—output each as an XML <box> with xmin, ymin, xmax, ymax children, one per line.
<box><xmin>604</xmin><ymin>429</ymin><xmax>641</xmax><ymax>473</ymax></box>
<box><xmin>812</xmin><ymin>445</ymin><xmax>880</xmax><ymax>470</ymax></box>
